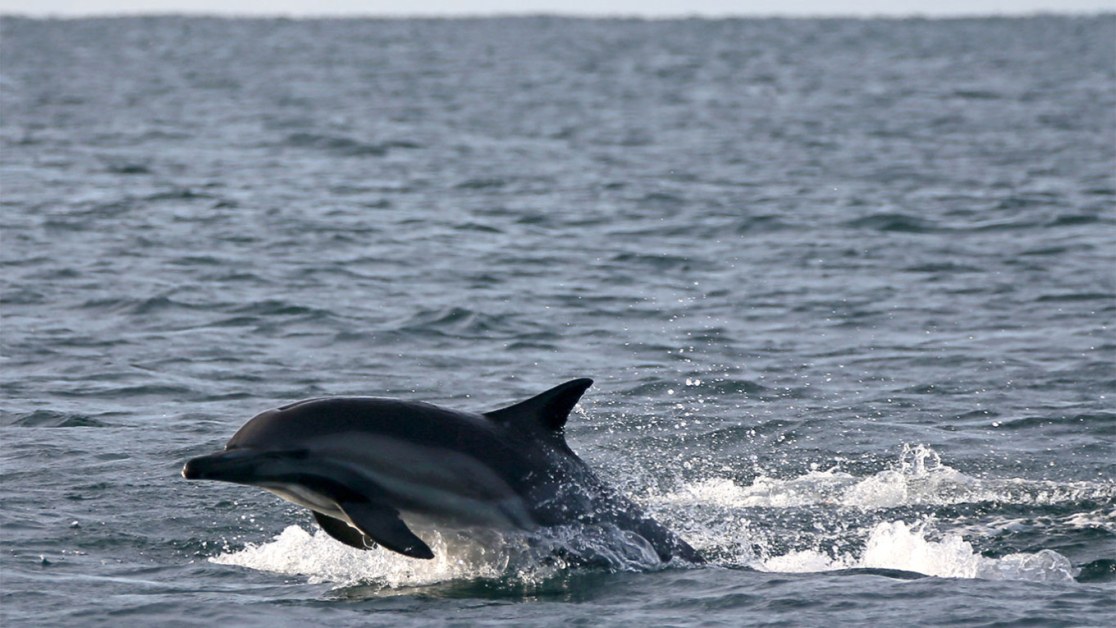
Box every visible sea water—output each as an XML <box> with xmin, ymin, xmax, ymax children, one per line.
<box><xmin>1</xmin><ymin>15</ymin><xmax>1114</xmax><ymax>626</ymax></box>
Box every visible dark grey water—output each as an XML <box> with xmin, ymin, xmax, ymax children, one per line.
<box><xmin>2</xmin><ymin>14</ymin><xmax>1115</xmax><ymax>626</ymax></box>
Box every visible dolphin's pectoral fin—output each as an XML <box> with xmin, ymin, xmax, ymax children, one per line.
<box><xmin>338</xmin><ymin>501</ymin><xmax>435</xmax><ymax>560</ymax></box>
<box><xmin>312</xmin><ymin>510</ymin><xmax>377</xmax><ymax>551</ymax></box>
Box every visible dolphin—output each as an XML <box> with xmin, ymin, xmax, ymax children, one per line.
<box><xmin>182</xmin><ymin>378</ymin><xmax>702</xmax><ymax>563</ymax></box>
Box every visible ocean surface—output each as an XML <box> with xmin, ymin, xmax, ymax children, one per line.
<box><xmin>1</xmin><ymin>14</ymin><xmax>1114</xmax><ymax>626</ymax></box>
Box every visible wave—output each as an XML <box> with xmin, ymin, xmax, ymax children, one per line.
<box><xmin>209</xmin><ymin>445</ymin><xmax>1104</xmax><ymax>589</ymax></box>
<box><xmin>755</xmin><ymin>520</ymin><xmax>1077</xmax><ymax>584</ymax></box>
<box><xmin>211</xmin><ymin>523</ymin><xmax>665</xmax><ymax>590</ymax></box>
<box><xmin>283</xmin><ymin>132</ymin><xmax>420</xmax><ymax>158</ymax></box>
<box><xmin>391</xmin><ymin>306</ymin><xmax>553</xmax><ymax>340</ymax></box>
<box><xmin>844</xmin><ymin>213</ymin><xmax>942</xmax><ymax>233</ymax></box>
<box><xmin>2</xmin><ymin>410</ymin><xmax>109</xmax><ymax>428</ymax></box>
<box><xmin>660</xmin><ymin>445</ymin><xmax>1114</xmax><ymax>510</ymax></box>
<box><xmin>652</xmin><ymin>444</ymin><xmax>1110</xmax><ymax>584</ymax></box>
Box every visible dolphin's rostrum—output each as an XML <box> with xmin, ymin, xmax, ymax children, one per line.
<box><xmin>183</xmin><ymin>379</ymin><xmax>702</xmax><ymax>563</ymax></box>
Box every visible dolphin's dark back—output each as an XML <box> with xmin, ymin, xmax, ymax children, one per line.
<box><xmin>229</xmin><ymin>397</ymin><xmax>492</xmax><ymax>451</ymax></box>
<box><xmin>186</xmin><ymin>379</ymin><xmax>703</xmax><ymax>564</ymax></box>
<box><xmin>227</xmin><ymin>396</ymin><xmax>592</xmax><ymax>501</ymax></box>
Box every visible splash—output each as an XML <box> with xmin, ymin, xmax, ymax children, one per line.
<box><xmin>212</xmin><ymin>526</ymin><xmax>499</xmax><ymax>588</ymax></box>
<box><xmin>756</xmin><ymin>520</ymin><xmax>1078</xmax><ymax>584</ymax></box>
<box><xmin>663</xmin><ymin>444</ymin><xmax>1113</xmax><ymax>510</ymax></box>
<box><xmin>211</xmin><ymin>523</ymin><xmax>665</xmax><ymax>589</ymax></box>
<box><xmin>211</xmin><ymin>445</ymin><xmax>1103</xmax><ymax>588</ymax></box>
<box><xmin>652</xmin><ymin>444</ymin><xmax>1106</xmax><ymax>584</ymax></box>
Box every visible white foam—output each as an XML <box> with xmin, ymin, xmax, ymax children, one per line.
<box><xmin>210</xmin><ymin>445</ymin><xmax>1102</xmax><ymax>588</ymax></box>
<box><xmin>211</xmin><ymin>522</ymin><xmax>665</xmax><ymax>588</ymax></box>
<box><xmin>662</xmin><ymin>444</ymin><xmax>1114</xmax><ymax>510</ymax></box>
<box><xmin>754</xmin><ymin>520</ymin><xmax>1078</xmax><ymax>584</ymax></box>
<box><xmin>212</xmin><ymin>526</ymin><xmax>509</xmax><ymax>588</ymax></box>
<box><xmin>649</xmin><ymin>444</ymin><xmax>1106</xmax><ymax>584</ymax></box>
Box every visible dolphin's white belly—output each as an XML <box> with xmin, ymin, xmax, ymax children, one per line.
<box><xmin>263</xmin><ymin>484</ymin><xmax>345</xmax><ymax>519</ymax></box>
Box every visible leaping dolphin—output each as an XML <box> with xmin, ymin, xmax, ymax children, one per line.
<box><xmin>182</xmin><ymin>378</ymin><xmax>702</xmax><ymax>563</ymax></box>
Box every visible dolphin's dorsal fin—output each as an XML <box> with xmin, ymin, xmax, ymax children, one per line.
<box><xmin>484</xmin><ymin>378</ymin><xmax>593</xmax><ymax>432</ymax></box>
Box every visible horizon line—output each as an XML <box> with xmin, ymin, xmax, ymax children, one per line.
<box><xmin>2</xmin><ymin>9</ymin><xmax>1113</xmax><ymax>20</ymax></box>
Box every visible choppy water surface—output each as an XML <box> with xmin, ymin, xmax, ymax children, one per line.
<box><xmin>2</xmin><ymin>14</ymin><xmax>1115</xmax><ymax>626</ymax></box>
